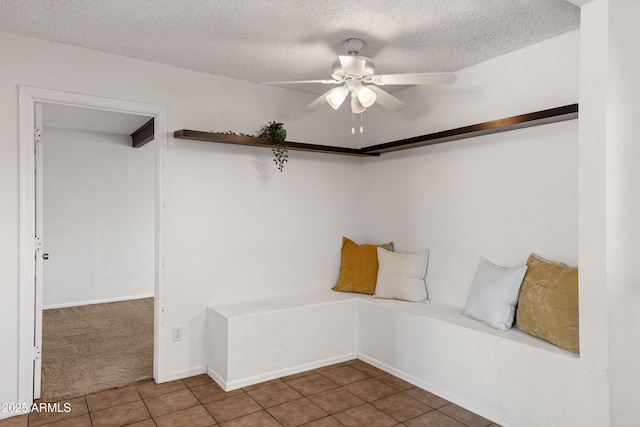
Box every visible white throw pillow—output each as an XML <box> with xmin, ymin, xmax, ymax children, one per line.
<box><xmin>374</xmin><ymin>247</ymin><xmax>429</xmax><ymax>303</ymax></box>
<box><xmin>463</xmin><ymin>258</ymin><xmax>528</xmax><ymax>331</ymax></box>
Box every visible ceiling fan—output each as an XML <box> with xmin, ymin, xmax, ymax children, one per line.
<box><xmin>263</xmin><ymin>38</ymin><xmax>457</xmax><ymax>121</ymax></box>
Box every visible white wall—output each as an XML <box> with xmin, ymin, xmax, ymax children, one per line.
<box><xmin>362</xmin><ymin>121</ymin><xmax>578</xmax><ymax>307</ymax></box>
<box><xmin>358</xmin><ymin>30</ymin><xmax>610</xmax><ymax>425</ymax></box>
<box><xmin>361</xmin><ymin>32</ymin><xmax>579</xmax><ymax>307</ymax></box>
<box><xmin>574</xmin><ymin>1</ymin><xmax>640</xmax><ymax>425</ymax></box>
<box><xmin>42</xmin><ymin>127</ymin><xmax>155</xmax><ymax>308</ymax></box>
<box><xmin>0</xmin><ymin>30</ymin><xmax>364</xmax><ymax>409</ymax></box>
<box><xmin>360</xmin><ymin>31</ymin><xmax>580</xmax><ymax>146</ymax></box>
<box><xmin>598</xmin><ymin>0</ymin><xmax>640</xmax><ymax>424</ymax></box>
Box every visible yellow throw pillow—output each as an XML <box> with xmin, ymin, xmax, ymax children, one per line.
<box><xmin>516</xmin><ymin>254</ymin><xmax>579</xmax><ymax>354</ymax></box>
<box><xmin>333</xmin><ymin>237</ymin><xmax>393</xmax><ymax>295</ymax></box>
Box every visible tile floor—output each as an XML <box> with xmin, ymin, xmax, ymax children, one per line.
<box><xmin>1</xmin><ymin>360</ymin><xmax>500</xmax><ymax>427</ymax></box>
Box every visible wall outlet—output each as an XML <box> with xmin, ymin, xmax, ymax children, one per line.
<box><xmin>172</xmin><ymin>326</ymin><xmax>183</xmax><ymax>341</ymax></box>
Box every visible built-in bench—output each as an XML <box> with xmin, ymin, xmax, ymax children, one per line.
<box><xmin>207</xmin><ymin>291</ymin><xmax>364</xmax><ymax>391</ymax></box>
<box><xmin>208</xmin><ymin>290</ymin><xmax>581</xmax><ymax>426</ymax></box>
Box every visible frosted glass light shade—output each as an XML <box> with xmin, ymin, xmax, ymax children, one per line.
<box><xmin>326</xmin><ymin>87</ymin><xmax>349</xmax><ymax>109</ymax></box>
<box><xmin>351</xmin><ymin>96</ymin><xmax>366</xmax><ymax>113</ymax></box>
<box><xmin>356</xmin><ymin>86</ymin><xmax>377</xmax><ymax>108</ymax></box>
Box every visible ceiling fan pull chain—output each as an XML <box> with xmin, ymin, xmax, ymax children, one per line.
<box><xmin>360</xmin><ymin>113</ymin><xmax>364</xmax><ymax>133</ymax></box>
<box><xmin>351</xmin><ymin>112</ymin><xmax>355</xmax><ymax>134</ymax></box>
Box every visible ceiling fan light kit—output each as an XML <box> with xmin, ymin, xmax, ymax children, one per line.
<box><xmin>326</xmin><ymin>86</ymin><xmax>349</xmax><ymax>109</ymax></box>
<box><xmin>262</xmin><ymin>38</ymin><xmax>457</xmax><ymax>133</ymax></box>
<box><xmin>355</xmin><ymin>85</ymin><xmax>376</xmax><ymax>108</ymax></box>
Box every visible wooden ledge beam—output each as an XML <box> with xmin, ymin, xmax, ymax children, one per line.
<box><xmin>173</xmin><ymin>130</ymin><xmax>379</xmax><ymax>157</ymax></box>
<box><xmin>173</xmin><ymin>104</ymin><xmax>578</xmax><ymax>157</ymax></box>
<box><xmin>131</xmin><ymin>118</ymin><xmax>155</xmax><ymax>148</ymax></box>
<box><xmin>360</xmin><ymin>104</ymin><xmax>579</xmax><ymax>154</ymax></box>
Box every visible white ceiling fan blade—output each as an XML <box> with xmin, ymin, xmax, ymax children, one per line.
<box><xmin>339</xmin><ymin>55</ymin><xmax>367</xmax><ymax>75</ymax></box>
<box><xmin>260</xmin><ymin>79</ymin><xmax>340</xmax><ymax>85</ymax></box>
<box><xmin>367</xmin><ymin>86</ymin><xmax>407</xmax><ymax>112</ymax></box>
<box><xmin>301</xmin><ymin>88</ymin><xmax>339</xmax><ymax>112</ymax></box>
<box><xmin>371</xmin><ymin>72</ymin><xmax>457</xmax><ymax>86</ymax></box>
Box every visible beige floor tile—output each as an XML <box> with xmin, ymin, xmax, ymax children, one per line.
<box><xmin>28</xmin><ymin>397</ymin><xmax>88</xmax><ymax>427</ymax></box>
<box><xmin>438</xmin><ymin>403</ymin><xmax>493</xmax><ymax>427</ymax></box>
<box><xmin>285</xmin><ymin>373</ymin><xmax>339</xmax><ymax>396</ymax></box>
<box><xmin>191</xmin><ymin>382</ymin><xmax>243</xmax><ymax>404</ymax></box>
<box><xmin>204</xmin><ymin>393</ymin><xmax>262</xmax><ymax>423</ymax></box>
<box><xmin>404</xmin><ymin>410</ymin><xmax>467</xmax><ymax>427</ymax></box>
<box><xmin>280</xmin><ymin>371</ymin><xmax>315</xmax><ymax>382</ymax></box>
<box><xmin>371</xmin><ymin>393</ymin><xmax>432</xmax><ymax>422</ymax></box>
<box><xmin>376</xmin><ymin>373</ymin><xmax>415</xmax><ymax>392</ymax></box>
<box><xmin>347</xmin><ymin>360</ymin><xmax>386</xmax><ymax>377</ymax></box>
<box><xmin>153</xmin><ymin>405</ymin><xmax>216</xmax><ymax>427</ymax></box>
<box><xmin>343</xmin><ymin>378</ymin><xmax>397</xmax><ymax>402</ymax></box>
<box><xmin>300</xmin><ymin>416</ymin><xmax>344</xmax><ymax>427</ymax></box>
<box><xmin>0</xmin><ymin>414</ymin><xmax>27</xmax><ymax>427</ymax></box>
<box><xmin>36</xmin><ymin>414</ymin><xmax>91</xmax><ymax>427</ymax></box>
<box><xmin>90</xmin><ymin>400</ymin><xmax>151</xmax><ymax>427</ymax></box>
<box><xmin>403</xmin><ymin>388</ymin><xmax>450</xmax><ymax>409</ymax></box>
<box><xmin>333</xmin><ymin>403</ymin><xmax>397</xmax><ymax>427</ymax></box>
<box><xmin>306</xmin><ymin>387</ymin><xmax>365</xmax><ymax>414</ymax></box>
<box><xmin>183</xmin><ymin>374</ymin><xmax>215</xmax><ymax>389</ymax></box>
<box><xmin>125</xmin><ymin>420</ymin><xmax>157</xmax><ymax>427</ymax></box>
<box><xmin>247</xmin><ymin>382</ymin><xmax>303</xmax><ymax>408</ymax></box>
<box><xmin>220</xmin><ymin>410</ymin><xmax>280</xmax><ymax>427</ymax></box>
<box><xmin>314</xmin><ymin>362</ymin><xmax>352</xmax><ymax>373</ymax></box>
<box><xmin>135</xmin><ymin>380</ymin><xmax>186</xmax><ymax>400</ymax></box>
<box><xmin>316</xmin><ymin>366</ymin><xmax>370</xmax><ymax>386</ymax></box>
<box><xmin>86</xmin><ymin>385</ymin><xmax>140</xmax><ymax>412</ymax></box>
<box><xmin>23</xmin><ymin>364</ymin><xmax>498</xmax><ymax>427</ymax></box>
<box><xmin>267</xmin><ymin>397</ymin><xmax>328</xmax><ymax>427</ymax></box>
<box><xmin>143</xmin><ymin>389</ymin><xmax>200</xmax><ymax>418</ymax></box>
<box><xmin>242</xmin><ymin>378</ymin><xmax>282</xmax><ymax>392</ymax></box>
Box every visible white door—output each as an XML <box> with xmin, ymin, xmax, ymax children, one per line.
<box><xmin>34</xmin><ymin>102</ymin><xmax>44</xmax><ymax>400</ymax></box>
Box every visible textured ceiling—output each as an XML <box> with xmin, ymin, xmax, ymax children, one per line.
<box><xmin>1</xmin><ymin>0</ymin><xmax>579</xmax><ymax>94</ymax></box>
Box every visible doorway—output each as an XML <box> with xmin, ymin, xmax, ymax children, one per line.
<box><xmin>18</xmin><ymin>87</ymin><xmax>167</xmax><ymax>405</ymax></box>
<box><xmin>37</xmin><ymin>103</ymin><xmax>156</xmax><ymax>400</ymax></box>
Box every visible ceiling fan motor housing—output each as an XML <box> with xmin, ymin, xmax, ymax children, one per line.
<box><xmin>331</xmin><ymin>57</ymin><xmax>375</xmax><ymax>80</ymax></box>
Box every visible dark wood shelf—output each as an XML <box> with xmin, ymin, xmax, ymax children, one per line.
<box><xmin>173</xmin><ymin>129</ymin><xmax>379</xmax><ymax>157</ymax></box>
<box><xmin>360</xmin><ymin>104</ymin><xmax>579</xmax><ymax>154</ymax></box>
<box><xmin>174</xmin><ymin>104</ymin><xmax>578</xmax><ymax>158</ymax></box>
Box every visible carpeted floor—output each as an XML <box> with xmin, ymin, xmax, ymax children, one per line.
<box><xmin>40</xmin><ymin>297</ymin><xmax>154</xmax><ymax>402</ymax></box>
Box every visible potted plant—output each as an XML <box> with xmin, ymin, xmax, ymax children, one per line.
<box><xmin>259</xmin><ymin>121</ymin><xmax>288</xmax><ymax>172</ymax></box>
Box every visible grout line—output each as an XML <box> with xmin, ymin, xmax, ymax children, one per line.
<box><xmin>135</xmin><ymin>387</ymin><xmax>155</xmax><ymax>425</ymax></box>
<box><xmin>84</xmin><ymin>396</ymin><xmax>94</xmax><ymax>427</ymax></box>
<box><xmin>21</xmin><ymin>362</ymin><xmax>499</xmax><ymax>427</ymax></box>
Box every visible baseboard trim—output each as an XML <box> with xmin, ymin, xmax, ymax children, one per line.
<box><xmin>163</xmin><ymin>366</ymin><xmax>208</xmax><ymax>383</ymax></box>
<box><xmin>357</xmin><ymin>353</ymin><xmax>509</xmax><ymax>427</ymax></box>
<box><xmin>207</xmin><ymin>367</ymin><xmax>228</xmax><ymax>391</ymax></box>
<box><xmin>43</xmin><ymin>294</ymin><xmax>155</xmax><ymax>310</ymax></box>
<box><xmin>211</xmin><ymin>353</ymin><xmax>358</xmax><ymax>392</ymax></box>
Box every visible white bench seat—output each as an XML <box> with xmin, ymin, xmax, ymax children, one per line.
<box><xmin>208</xmin><ymin>290</ymin><xmax>582</xmax><ymax>426</ymax></box>
<box><xmin>208</xmin><ymin>291</ymin><xmax>363</xmax><ymax>391</ymax></box>
<box><xmin>360</xmin><ymin>297</ymin><xmax>572</xmax><ymax>355</ymax></box>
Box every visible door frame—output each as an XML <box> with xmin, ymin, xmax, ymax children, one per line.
<box><xmin>18</xmin><ymin>86</ymin><xmax>168</xmax><ymax>405</ymax></box>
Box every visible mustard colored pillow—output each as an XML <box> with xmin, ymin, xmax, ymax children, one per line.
<box><xmin>333</xmin><ymin>237</ymin><xmax>393</xmax><ymax>295</ymax></box>
<box><xmin>516</xmin><ymin>254</ymin><xmax>579</xmax><ymax>354</ymax></box>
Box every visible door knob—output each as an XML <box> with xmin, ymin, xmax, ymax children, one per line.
<box><xmin>42</xmin><ymin>253</ymin><xmax>49</xmax><ymax>260</ymax></box>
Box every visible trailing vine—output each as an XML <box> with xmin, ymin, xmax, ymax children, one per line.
<box><xmin>211</xmin><ymin>121</ymin><xmax>288</xmax><ymax>172</ymax></box>
<box><xmin>259</xmin><ymin>121</ymin><xmax>288</xmax><ymax>172</ymax></box>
